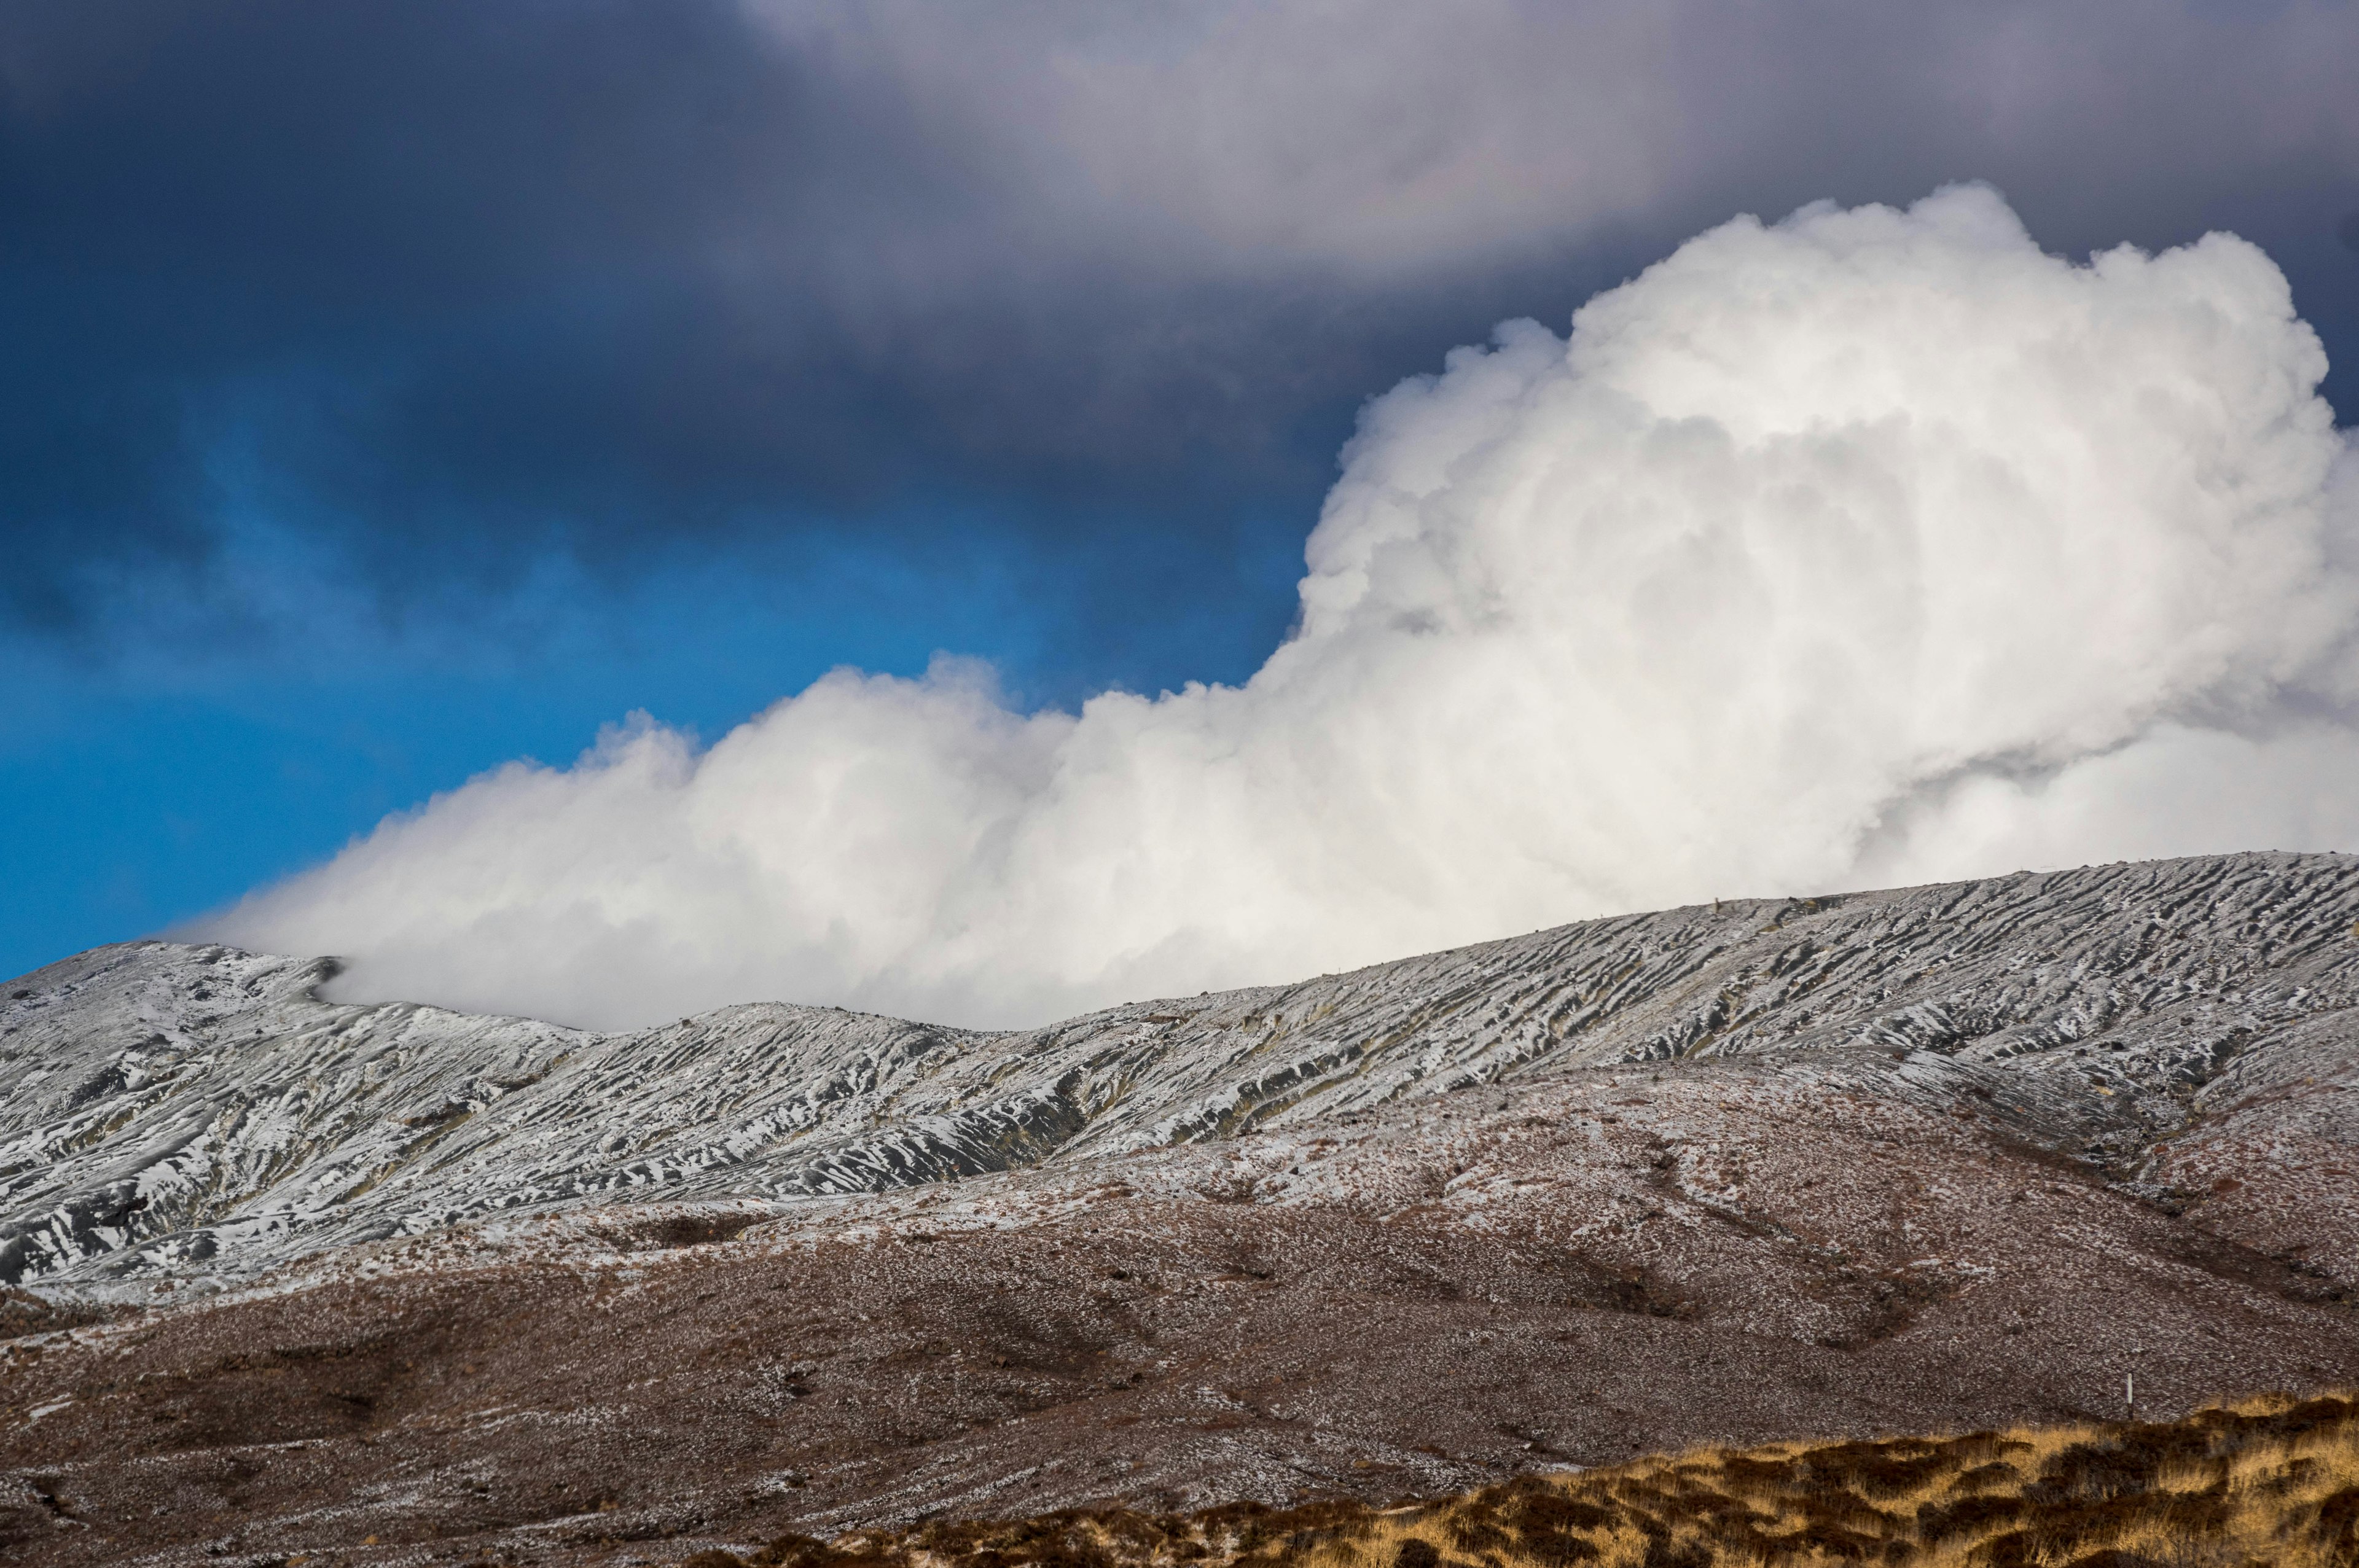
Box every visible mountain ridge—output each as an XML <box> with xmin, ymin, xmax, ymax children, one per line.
<box><xmin>6</xmin><ymin>850</ymin><xmax>2357</xmax><ymax>1295</ymax></box>
<box><xmin>7</xmin><ymin>851</ymin><xmax>2359</xmax><ymax>1561</ymax></box>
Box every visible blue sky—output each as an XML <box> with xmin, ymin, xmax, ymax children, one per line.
<box><xmin>6</xmin><ymin>0</ymin><xmax>2359</xmax><ymax>986</ymax></box>
<box><xmin>0</xmin><ymin>505</ymin><xmax>1313</xmax><ymax>978</ymax></box>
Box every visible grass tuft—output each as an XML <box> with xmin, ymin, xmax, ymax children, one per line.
<box><xmin>677</xmin><ymin>1392</ymin><xmax>2359</xmax><ymax>1568</ymax></box>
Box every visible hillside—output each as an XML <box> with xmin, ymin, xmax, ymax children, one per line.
<box><xmin>6</xmin><ymin>851</ymin><xmax>2358</xmax><ymax>1295</ymax></box>
<box><xmin>681</xmin><ymin>1391</ymin><xmax>2359</xmax><ymax>1568</ymax></box>
<box><xmin>1</xmin><ymin>852</ymin><xmax>2356</xmax><ymax>1563</ymax></box>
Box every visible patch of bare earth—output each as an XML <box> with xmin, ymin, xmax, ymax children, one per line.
<box><xmin>4</xmin><ymin>1059</ymin><xmax>2353</xmax><ymax>1566</ymax></box>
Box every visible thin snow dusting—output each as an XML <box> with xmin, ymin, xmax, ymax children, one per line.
<box><xmin>4</xmin><ymin>851</ymin><xmax>2356</xmax><ymax>1297</ymax></box>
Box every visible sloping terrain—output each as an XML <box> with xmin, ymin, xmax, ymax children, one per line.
<box><xmin>1</xmin><ymin>853</ymin><xmax>2357</xmax><ymax>1564</ymax></box>
<box><xmin>5</xmin><ymin>852</ymin><xmax>2357</xmax><ymax>1295</ymax></box>
<box><xmin>4</xmin><ymin>1054</ymin><xmax>2357</xmax><ymax>1565</ymax></box>
<box><xmin>673</xmin><ymin>1391</ymin><xmax>2359</xmax><ymax>1568</ymax></box>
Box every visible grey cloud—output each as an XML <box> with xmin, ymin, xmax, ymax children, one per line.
<box><xmin>4</xmin><ymin>0</ymin><xmax>2358</xmax><ymax>648</ymax></box>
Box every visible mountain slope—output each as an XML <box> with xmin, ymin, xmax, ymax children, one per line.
<box><xmin>5</xmin><ymin>852</ymin><xmax>2359</xmax><ymax>1563</ymax></box>
<box><xmin>6</xmin><ymin>1034</ymin><xmax>2357</xmax><ymax>1562</ymax></box>
<box><xmin>4</xmin><ymin>851</ymin><xmax>2358</xmax><ymax>1293</ymax></box>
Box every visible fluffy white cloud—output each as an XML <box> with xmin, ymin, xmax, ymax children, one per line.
<box><xmin>205</xmin><ymin>187</ymin><xmax>2359</xmax><ymax>1028</ymax></box>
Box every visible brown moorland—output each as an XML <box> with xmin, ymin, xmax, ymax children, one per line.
<box><xmin>687</xmin><ymin>1392</ymin><xmax>2359</xmax><ymax>1568</ymax></box>
<box><xmin>5</xmin><ymin>1056</ymin><xmax>2355</xmax><ymax>1565</ymax></box>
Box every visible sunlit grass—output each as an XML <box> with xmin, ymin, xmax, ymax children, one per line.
<box><xmin>682</xmin><ymin>1391</ymin><xmax>2359</xmax><ymax>1568</ymax></box>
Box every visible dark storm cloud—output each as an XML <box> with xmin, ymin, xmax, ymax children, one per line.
<box><xmin>4</xmin><ymin>0</ymin><xmax>2358</xmax><ymax>642</ymax></box>
<box><xmin>0</xmin><ymin>0</ymin><xmax>1436</xmax><ymax>636</ymax></box>
<box><xmin>0</xmin><ymin>0</ymin><xmax>953</xmax><ymax>628</ymax></box>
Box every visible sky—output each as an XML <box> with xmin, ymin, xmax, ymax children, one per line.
<box><xmin>7</xmin><ymin>1</ymin><xmax>2359</xmax><ymax>1021</ymax></box>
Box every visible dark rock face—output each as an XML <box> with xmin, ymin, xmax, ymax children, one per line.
<box><xmin>1</xmin><ymin>852</ymin><xmax>2356</xmax><ymax>1564</ymax></box>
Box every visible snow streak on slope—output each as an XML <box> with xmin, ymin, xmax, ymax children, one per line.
<box><xmin>5</xmin><ymin>852</ymin><xmax>2358</xmax><ymax>1292</ymax></box>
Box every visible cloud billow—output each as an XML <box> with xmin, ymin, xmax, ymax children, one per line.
<box><xmin>205</xmin><ymin>189</ymin><xmax>2359</xmax><ymax>1029</ymax></box>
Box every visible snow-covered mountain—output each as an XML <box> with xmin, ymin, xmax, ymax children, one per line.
<box><xmin>8</xmin><ymin>852</ymin><xmax>2359</xmax><ymax>1562</ymax></box>
<box><xmin>7</xmin><ymin>851</ymin><xmax>2356</xmax><ymax>1295</ymax></box>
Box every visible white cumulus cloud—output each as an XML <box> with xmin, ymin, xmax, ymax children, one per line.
<box><xmin>203</xmin><ymin>186</ymin><xmax>2359</xmax><ymax>1029</ymax></box>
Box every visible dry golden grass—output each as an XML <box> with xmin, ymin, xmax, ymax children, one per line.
<box><xmin>681</xmin><ymin>1392</ymin><xmax>2359</xmax><ymax>1568</ymax></box>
